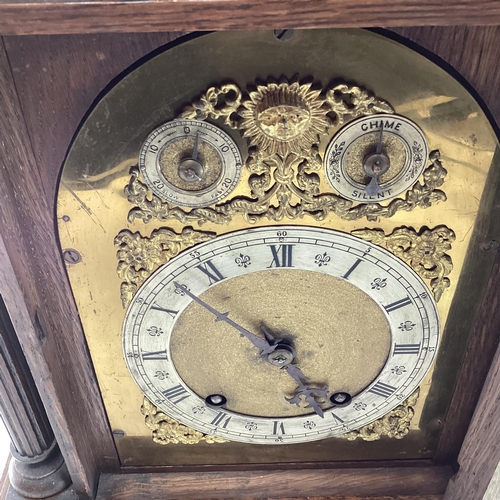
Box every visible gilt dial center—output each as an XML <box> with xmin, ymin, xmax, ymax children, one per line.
<box><xmin>159</xmin><ymin>138</ymin><xmax>221</xmax><ymax>192</ymax></box>
<box><xmin>170</xmin><ymin>270</ymin><xmax>391</xmax><ymax>418</ymax></box>
<box><xmin>346</xmin><ymin>133</ymin><xmax>404</xmax><ymax>185</ymax></box>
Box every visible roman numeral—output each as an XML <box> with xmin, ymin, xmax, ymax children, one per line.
<box><xmin>331</xmin><ymin>412</ymin><xmax>344</xmax><ymax>424</ymax></box>
<box><xmin>369</xmin><ymin>381</ymin><xmax>397</xmax><ymax>398</ymax></box>
<box><xmin>162</xmin><ymin>385</ymin><xmax>190</xmax><ymax>404</ymax></box>
<box><xmin>267</xmin><ymin>245</ymin><xmax>293</xmax><ymax>268</ymax></box>
<box><xmin>150</xmin><ymin>304</ymin><xmax>178</xmax><ymax>318</ymax></box>
<box><xmin>394</xmin><ymin>343</ymin><xmax>421</xmax><ymax>355</ymax></box>
<box><xmin>384</xmin><ymin>296</ymin><xmax>412</xmax><ymax>313</ymax></box>
<box><xmin>273</xmin><ymin>421</ymin><xmax>286</xmax><ymax>434</ymax></box>
<box><xmin>142</xmin><ymin>350</ymin><xmax>168</xmax><ymax>361</ymax></box>
<box><xmin>196</xmin><ymin>260</ymin><xmax>225</xmax><ymax>285</ymax></box>
<box><xmin>211</xmin><ymin>412</ymin><xmax>232</xmax><ymax>428</ymax></box>
<box><xmin>343</xmin><ymin>258</ymin><xmax>362</xmax><ymax>279</ymax></box>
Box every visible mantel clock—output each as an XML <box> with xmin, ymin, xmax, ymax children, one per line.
<box><xmin>56</xmin><ymin>29</ymin><xmax>499</xmax><ymax>467</ymax></box>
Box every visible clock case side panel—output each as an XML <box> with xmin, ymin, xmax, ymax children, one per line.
<box><xmin>0</xmin><ymin>38</ymin><xmax>119</xmax><ymax>498</ymax></box>
<box><xmin>0</xmin><ymin>31</ymin><xmax>194</xmax><ymax>497</ymax></box>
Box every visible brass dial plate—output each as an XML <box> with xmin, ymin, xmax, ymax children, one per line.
<box><xmin>56</xmin><ymin>29</ymin><xmax>500</xmax><ymax>465</ymax></box>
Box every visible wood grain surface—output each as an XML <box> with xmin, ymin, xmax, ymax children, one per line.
<box><xmin>1</xmin><ymin>0</ymin><xmax>500</xmax><ymax>35</ymax></box>
<box><xmin>96</xmin><ymin>467</ymin><xmax>453</xmax><ymax>499</ymax></box>
<box><xmin>434</xmin><ymin>237</ymin><xmax>500</xmax><ymax>466</ymax></box>
<box><xmin>443</xmin><ymin>304</ymin><xmax>500</xmax><ymax>500</ymax></box>
<box><xmin>194</xmin><ymin>497</ymin><xmax>443</xmax><ymax>500</ymax></box>
<box><xmin>0</xmin><ymin>40</ymin><xmax>119</xmax><ymax>498</ymax></box>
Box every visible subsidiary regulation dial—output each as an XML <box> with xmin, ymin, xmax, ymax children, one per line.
<box><xmin>139</xmin><ymin>119</ymin><xmax>243</xmax><ymax>207</ymax></box>
<box><xmin>324</xmin><ymin>114</ymin><xmax>429</xmax><ymax>203</ymax></box>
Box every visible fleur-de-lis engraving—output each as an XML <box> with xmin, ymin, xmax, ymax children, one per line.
<box><xmin>328</xmin><ymin>141</ymin><xmax>345</xmax><ymax>182</ymax></box>
<box><xmin>391</xmin><ymin>366</ymin><xmax>407</xmax><ymax>376</ymax></box>
<box><xmin>147</xmin><ymin>326</ymin><xmax>164</xmax><ymax>336</ymax></box>
<box><xmin>303</xmin><ymin>420</ymin><xmax>316</xmax><ymax>430</ymax></box>
<box><xmin>398</xmin><ymin>321</ymin><xmax>416</xmax><ymax>331</ymax></box>
<box><xmin>235</xmin><ymin>253</ymin><xmax>251</xmax><ymax>268</ymax></box>
<box><xmin>174</xmin><ymin>284</ymin><xmax>190</xmax><ymax>296</ymax></box>
<box><xmin>192</xmin><ymin>406</ymin><xmax>206</xmax><ymax>414</ymax></box>
<box><xmin>354</xmin><ymin>402</ymin><xmax>367</xmax><ymax>411</ymax></box>
<box><xmin>154</xmin><ymin>370</ymin><xmax>169</xmax><ymax>380</ymax></box>
<box><xmin>245</xmin><ymin>422</ymin><xmax>258</xmax><ymax>431</ymax></box>
<box><xmin>405</xmin><ymin>141</ymin><xmax>424</xmax><ymax>181</ymax></box>
<box><xmin>314</xmin><ymin>252</ymin><xmax>331</xmax><ymax>267</ymax></box>
<box><xmin>370</xmin><ymin>277</ymin><xmax>387</xmax><ymax>290</ymax></box>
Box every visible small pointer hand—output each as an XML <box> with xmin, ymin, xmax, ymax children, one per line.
<box><xmin>376</xmin><ymin>122</ymin><xmax>383</xmax><ymax>155</ymax></box>
<box><xmin>192</xmin><ymin>131</ymin><xmax>199</xmax><ymax>161</ymax></box>
<box><xmin>364</xmin><ymin>123</ymin><xmax>389</xmax><ymax>196</ymax></box>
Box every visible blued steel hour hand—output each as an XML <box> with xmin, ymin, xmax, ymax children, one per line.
<box><xmin>283</xmin><ymin>363</ymin><xmax>329</xmax><ymax>418</ymax></box>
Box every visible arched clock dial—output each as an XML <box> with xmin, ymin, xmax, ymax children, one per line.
<box><xmin>139</xmin><ymin>119</ymin><xmax>243</xmax><ymax>207</ymax></box>
<box><xmin>324</xmin><ymin>114</ymin><xmax>429</xmax><ymax>202</ymax></box>
<box><xmin>122</xmin><ymin>226</ymin><xmax>439</xmax><ymax>445</ymax></box>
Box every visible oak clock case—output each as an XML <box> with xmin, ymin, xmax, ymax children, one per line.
<box><xmin>56</xmin><ymin>30</ymin><xmax>499</xmax><ymax>467</ymax></box>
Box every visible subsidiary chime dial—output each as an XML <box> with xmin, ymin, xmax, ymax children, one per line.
<box><xmin>324</xmin><ymin>114</ymin><xmax>429</xmax><ymax>202</ymax></box>
<box><xmin>139</xmin><ymin>119</ymin><xmax>243</xmax><ymax>207</ymax></box>
<box><xmin>123</xmin><ymin>226</ymin><xmax>439</xmax><ymax>445</ymax></box>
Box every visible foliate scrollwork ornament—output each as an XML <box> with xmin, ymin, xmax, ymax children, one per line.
<box><xmin>126</xmin><ymin>167</ymin><xmax>233</xmax><ymax>225</ymax></box>
<box><xmin>115</xmin><ymin>227</ymin><xmax>215</xmax><ymax>308</ymax></box>
<box><xmin>141</xmin><ymin>398</ymin><xmax>227</xmax><ymax>445</ymax></box>
<box><xmin>324</xmin><ymin>82</ymin><xmax>394</xmax><ymax>126</ymax></box>
<box><xmin>352</xmin><ymin>225</ymin><xmax>455</xmax><ymax>301</ymax></box>
<box><xmin>181</xmin><ymin>83</ymin><xmax>242</xmax><ymax>129</ymax></box>
<box><xmin>127</xmin><ymin>76</ymin><xmax>447</xmax><ymax>225</ymax></box>
<box><xmin>340</xmin><ymin>389</ymin><xmax>419</xmax><ymax>441</ymax></box>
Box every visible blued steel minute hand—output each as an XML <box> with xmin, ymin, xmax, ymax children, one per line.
<box><xmin>174</xmin><ymin>282</ymin><xmax>329</xmax><ymax>417</ymax></box>
<box><xmin>173</xmin><ymin>282</ymin><xmax>278</xmax><ymax>357</ymax></box>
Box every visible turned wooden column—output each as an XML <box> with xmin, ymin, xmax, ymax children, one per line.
<box><xmin>0</xmin><ymin>297</ymin><xmax>71</xmax><ymax>499</ymax></box>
